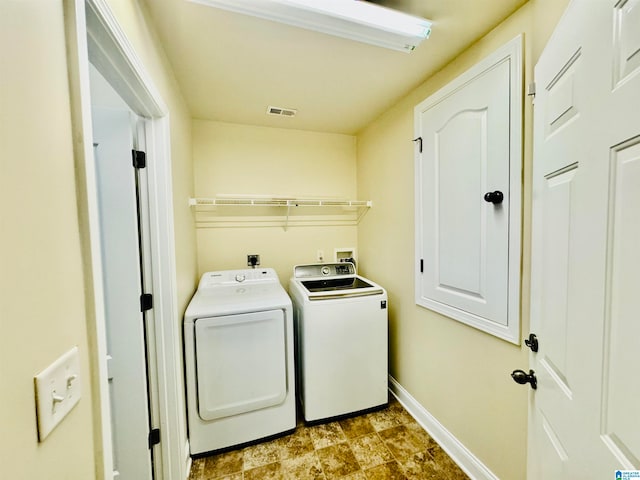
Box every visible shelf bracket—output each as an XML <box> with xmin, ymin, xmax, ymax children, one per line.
<box><xmin>284</xmin><ymin>202</ymin><xmax>291</xmax><ymax>232</ymax></box>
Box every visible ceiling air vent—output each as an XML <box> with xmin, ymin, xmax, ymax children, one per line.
<box><xmin>267</xmin><ymin>105</ymin><xmax>297</xmax><ymax>117</ymax></box>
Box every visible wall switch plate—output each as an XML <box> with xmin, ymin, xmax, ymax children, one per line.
<box><xmin>34</xmin><ymin>346</ymin><xmax>82</xmax><ymax>441</ymax></box>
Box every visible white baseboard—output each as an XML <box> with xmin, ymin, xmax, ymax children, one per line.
<box><xmin>388</xmin><ymin>376</ymin><xmax>499</xmax><ymax>480</ymax></box>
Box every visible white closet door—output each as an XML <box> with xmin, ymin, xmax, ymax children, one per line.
<box><xmin>415</xmin><ymin>37</ymin><xmax>522</xmax><ymax>343</ymax></box>
<box><xmin>195</xmin><ymin>310</ymin><xmax>287</xmax><ymax>421</ymax></box>
<box><xmin>93</xmin><ymin>106</ymin><xmax>153</xmax><ymax>480</ymax></box>
<box><xmin>420</xmin><ymin>60</ymin><xmax>509</xmax><ymax>320</ymax></box>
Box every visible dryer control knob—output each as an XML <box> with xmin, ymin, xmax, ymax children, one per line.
<box><xmin>321</xmin><ymin>266</ymin><xmax>330</xmax><ymax>275</ymax></box>
<box><xmin>235</xmin><ymin>274</ymin><xmax>246</xmax><ymax>283</ymax></box>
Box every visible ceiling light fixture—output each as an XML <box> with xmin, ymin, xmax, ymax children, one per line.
<box><xmin>189</xmin><ymin>0</ymin><xmax>432</xmax><ymax>53</ymax></box>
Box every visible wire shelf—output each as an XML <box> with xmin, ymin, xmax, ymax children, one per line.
<box><xmin>189</xmin><ymin>196</ymin><xmax>372</xmax><ymax>230</ymax></box>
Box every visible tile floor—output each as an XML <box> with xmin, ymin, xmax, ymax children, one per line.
<box><xmin>188</xmin><ymin>397</ymin><xmax>470</xmax><ymax>480</ymax></box>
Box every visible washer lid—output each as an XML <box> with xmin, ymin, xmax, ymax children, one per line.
<box><xmin>301</xmin><ymin>276</ymin><xmax>374</xmax><ymax>292</ymax></box>
<box><xmin>293</xmin><ymin>275</ymin><xmax>384</xmax><ymax>301</ymax></box>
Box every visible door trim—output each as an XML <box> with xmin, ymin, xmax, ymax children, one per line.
<box><xmin>64</xmin><ymin>1</ymin><xmax>187</xmax><ymax>479</ymax></box>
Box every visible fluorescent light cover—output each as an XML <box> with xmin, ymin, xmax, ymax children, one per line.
<box><xmin>281</xmin><ymin>0</ymin><xmax>431</xmax><ymax>37</ymax></box>
<box><xmin>189</xmin><ymin>0</ymin><xmax>433</xmax><ymax>52</ymax></box>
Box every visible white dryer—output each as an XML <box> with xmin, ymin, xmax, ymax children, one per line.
<box><xmin>289</xmin><ymin>263</ymin><xmax>388</xmax><ymax>423</ymax></box>
<box><xmin>184</xmin><ymin>268</ymin><xmax>295</xmax><ymax>455</ymax></box>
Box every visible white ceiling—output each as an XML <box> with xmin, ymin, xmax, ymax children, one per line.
<box><xmin>144</xmin><ymin>0</ymin><xmax>527</xmax><ymax>134</ymax></box>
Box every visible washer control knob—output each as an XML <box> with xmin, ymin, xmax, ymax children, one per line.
<box><xmin>321</xmin><ymin>266</ymin><xmax>330</xmax><ymax>276</ymax></box>
<box><xmin>235</xmin><ymin>274</ymin><xmax>246</xmax><ymax>283</ymax></box>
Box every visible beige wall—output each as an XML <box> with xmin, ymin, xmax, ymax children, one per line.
<box><xmin>0</xmin><ymin>0</ymin><xmax>197</xmax><ymax>478</ymax></box>
<box><xmin>356</xmin><ymin>0</ymin><xmax>570</xmax><ymax>478</ymax></box>
<box><xmin>193</xmin><ymin>120</ymin><xmax>358</xmax><ymax>284</ymax></box>
<box><xmin>0</xmin><ymin>1</ymin><xmax>96</xmax><ymax>478</ymax></box>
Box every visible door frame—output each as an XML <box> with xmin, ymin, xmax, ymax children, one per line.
<box><xmin>64</xmin><ymin>0</ymin><xmax>187</xmax><ymax>479</ymax></box>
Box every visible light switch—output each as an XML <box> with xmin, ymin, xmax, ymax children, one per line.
<box><xmin>34</xmin><ymin>346</ymin><xmax>82</xmax><ymax>441</ymax></box>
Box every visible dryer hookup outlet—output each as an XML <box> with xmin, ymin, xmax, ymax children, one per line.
<box><xmin>247</xmin><ymin>254</ymin><xmax>260</xmax><ymax>268</ymax></box>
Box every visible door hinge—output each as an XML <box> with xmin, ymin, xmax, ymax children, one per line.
<box><xmin>148</xmin><ymin>428</ymin><xmax>160</xmax><ymax>448</ymax></box>
<box><xmin>140</xmin><ymin>293</ymin><xmax>153</xmax><ymax>312</ymax></box>
<box><xmin>132</xmin><ymin>149</ymin><xmax>146</xmax><ymax>169</ymax></box>
<box><xmin>413</xmin><ymin>137</ymin><xmax>423</xmax><ymax>153</ymax></box>
<box><xmin>527</xmin><ymin>82</ymin><xmax>536</xmax><ymax>98</ymax></box>
<box><xmin>420</xmin><ymin>259</ymin><xmax>424</xmax><ymax>273</ymax></box>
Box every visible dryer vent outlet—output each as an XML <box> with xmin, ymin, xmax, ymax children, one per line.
<box><xmin>247</xmin><ymin>254</ymin><xmax>260</xmax><ymax>268</ymax></box>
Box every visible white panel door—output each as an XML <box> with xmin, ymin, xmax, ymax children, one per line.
<box><xmin>420</xmin><ymin>60</ymin><xmax>509</xmax><ymax>320</ymax></box>
<box><xmin>415</xmin><ymin>37</ymin><xmax>522</xmax><ymax>343</ymax></box>
<box><xmin>93</xmin><ymin>107</ymin><xmax>153</xmax><ymax>480</ymax></box>
<box><xmin>529</xmin><ymin>0</ymin><xmax>640</xmax><ymax>477</ymax></box>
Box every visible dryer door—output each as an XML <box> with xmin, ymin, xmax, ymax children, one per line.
<box><xmin>195</xmin><ymin>309</ymin><xmax>287</xmax><ymax>421</ymax></box>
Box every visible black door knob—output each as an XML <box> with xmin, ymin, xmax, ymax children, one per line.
<box><xmin>484</xmin><ymin>190</ymin><xmax>504</xmax><ymax>204</ymax></box>
<box><xmin>511</xmin><ymin>369</ymin><xmax>537</xmax><ymax>389</ymax></box>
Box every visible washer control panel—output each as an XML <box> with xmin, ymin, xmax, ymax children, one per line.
<box><xmin>294</xmin><ymin>262</ymin><xmax>356</xmax><ymax>278</ymax></box>
<box><xmin>198</xmin><ymin>268</ymin><xmax>278</xmax><ymax>288</ymax></box>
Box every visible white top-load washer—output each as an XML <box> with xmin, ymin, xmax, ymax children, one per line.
<box><xmin>184</xmin><ymin>268</ymin><xmax>295</xmax><ymax>455</ymax></box>
<box><xmin>289</xmin><ymin>263</ymin><xmax>388</xmax><ymax>422</ymax></box>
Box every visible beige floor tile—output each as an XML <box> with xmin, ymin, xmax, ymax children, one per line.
<box><xmin>243</xmin><ymin>439</ymin><xmax>280</xmax><ymax>470</ymax></box>
<box><xmin>404</xmin><ymin>422</ymin><xmax>435</xmax><ymax>448</ymax></box>
<box><xmin>350</xmin><ymin>433</ymin><xmax>395</xmax><ymax>470</ymax></box>
<box><xmin>316</xmin><ymin>442</ymin><xmax>361</xmax><ymax>480</ymax></box>
<box><xmin>378</xmin><ymin>426</ymin><xmax>425</xmax><ymax>462</ymax></box>
<box><xmin>202</xmin><ymin>450</ymin><xmax>243</xmax><ymax>479</ymax></box>
<box><xmin>386</xmin><ymin>402</ymin><xmax>417</xmax><ymax>426</ymax></box>
<box><xmin>215</xmin><ymin>474</ymin><xmax>242</xmax><ymax>480</ymax></box>
<box><xmin>341</xmin><ymin>472</ymin><xmax>368</xmax><ymax>480</ymax></box>
<box><xmin>244</xmin><ymin>461</ymin><xmax>283</xmax><ymax>480</ymax></box>
<box><xmin>281</xmin><ymin>451</ymin><xmax>325</xmax><ymax>480</ymax></box>
<box><xmin>278</xmin><ymin>426</ymin><xmax>315</xmax><ymax>460</ymax></box>
<box><xmin>429</xmin><ymin>448</ymin><xmax>470</xmax><ymax>480</ymax></box>
<box><xmin>363</xmin><ymin>461</ymin><xmax>408</xmax><ymax>480</ymax></box>
<box><xmin>367</xmin><ymin>409</ymin><xmax>404</xmax><ymax>432</ymax></box>
<box><xmin>400</xmin><ymin>451</ymin><xmax>441</xmax><ymax>480</ymax></box>
<box><xmin>339</xmin><ymin>415</ymin><xmax>376</xmax><ymax>439</ymax></box>
<box><xmin>189</xmin><ymin>457</ymin><xmax>205</xmax><ymax>480</ymax></box>
<box><xmin>308</xmin><ymin>422</ymin><xmax>347</xmax><ymax>449</ymax></box>
<box><xmin>446</xmin><ymin>465</ymin><xmax>471</xmax><ymax>480</ymax></box>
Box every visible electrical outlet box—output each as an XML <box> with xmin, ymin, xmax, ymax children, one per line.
<box><xmin>247</xmin><ymin>254</ymin><xmax>260</xmax><ymax>267</ymax></box>
<box><xmin>34</xmin><ymin>346</ymin><xmax>82</xmax><ymax>441</ymax></box>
